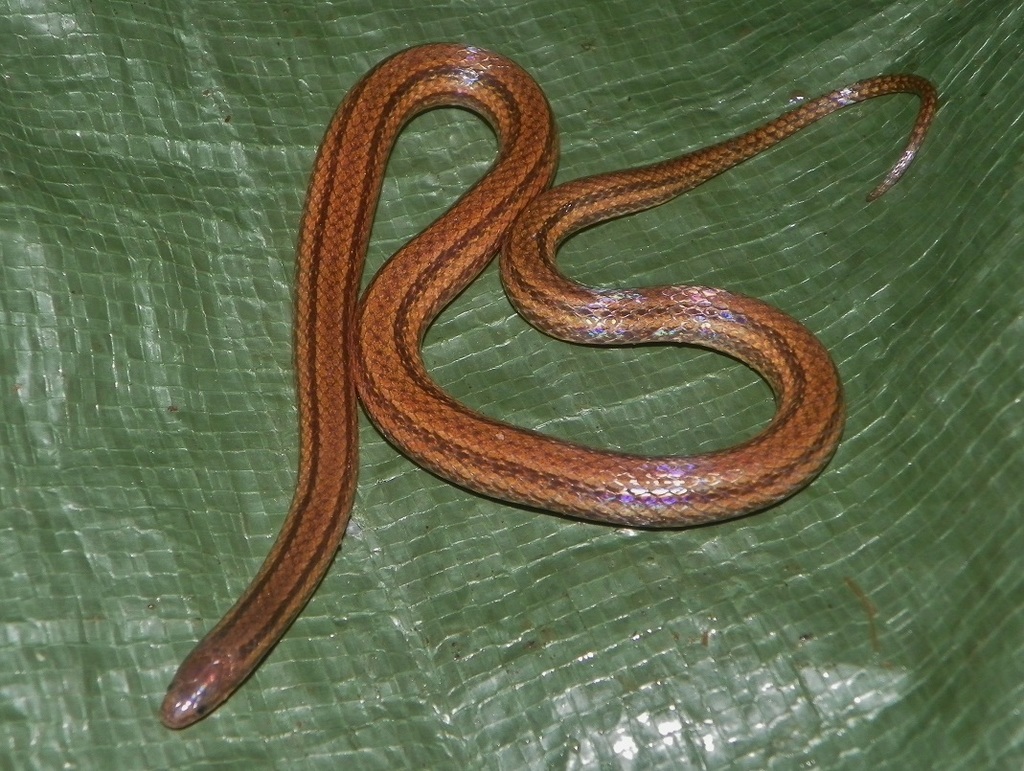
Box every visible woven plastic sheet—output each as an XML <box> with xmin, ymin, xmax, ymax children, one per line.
<box><xmin>1</xmin><ymin>0</ymin><xmax>1020</xmax><ymax>768</ymax></box>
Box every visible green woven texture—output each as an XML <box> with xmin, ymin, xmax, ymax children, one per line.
<box><xmin>1</xmin><ymin>0</ymin><xmax>1020</xmax><ymax>768</ymax></box>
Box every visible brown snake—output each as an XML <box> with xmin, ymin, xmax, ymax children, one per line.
<box><xmin>160</xmin><ymin>43</ymin><xmax>937</xmax><ymax>728</ymax></box>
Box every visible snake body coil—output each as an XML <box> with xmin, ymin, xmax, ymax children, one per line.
<box><xmin>161</xmin><ymin>44</ymin><xmax>937</xmax><ymax>728</ymax></box>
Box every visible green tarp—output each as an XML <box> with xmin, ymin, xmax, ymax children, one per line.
<box><xmin>2</xmin><ymin>0</ymin><xmax>1020</xmax><ymax>768</ymax></box>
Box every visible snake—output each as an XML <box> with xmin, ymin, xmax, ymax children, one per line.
<box><xmin>160</xmin><ymin>43</ymin><xmax>937</xmax><ymax>728</ymax></box>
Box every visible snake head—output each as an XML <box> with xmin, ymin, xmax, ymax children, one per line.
<box><xmin>160</xmin><ymin>643</ymin><xmax>244</xmax><ymax>729</ymax></box>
